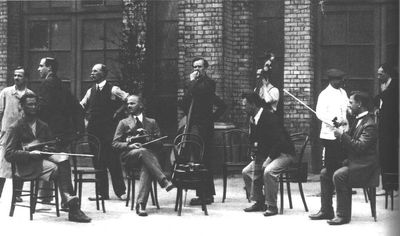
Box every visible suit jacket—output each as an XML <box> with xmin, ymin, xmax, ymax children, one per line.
<box><xmin>38</xmin><ymin>72</ymin><xmax>84</xmax><ymax>139</ymax></box>
<box><xmin>340</xmin><ymin>113</ymin><xmax>379</xmax><ymax>187</ymax></box>
<box><xmin>4</xmin><ymin>117</ymin><xmax>52</xmax><ymax>179</ymax></box>
<box><xmin>179</xmin><ymin>74</ymin><xmax>227</xmax><ymax>127</ymax></box>
<box><xmin>112</xmin><ymin>115</ymin><xmax>162</xmax><ymax>162</ymax></box>
<box><xmin>374</xmin><ymin>78</ymin><xmax>399</xmax><ymax>173</ymax></box>
<box><xmin>250</xmin><ymin>109</ymin><xmax>295</xmax><ymax>163</ymax></box>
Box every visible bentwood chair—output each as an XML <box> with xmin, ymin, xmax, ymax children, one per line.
<box><xmin>382</xmin><ymin>172</ymin><xmax>398</xmax><ymax>211</ymax></box>
<box><xmin>278</xmin><ymin>133</ymin><xmax>309</xmax><ymax>214</ymax></box>
<box><xmin>222</xmin><ymin>129</ymin><xmax>252</xmax><ymax>202</ymax></box>
<box><xmin>70</xmin><ymin>133</ymin><xmax>106</xmax><ymax>213</ymax></box>
<box><xmin>9</xmin><ymin>161</ymin><xmax>60</xmax><ymax>220</ymax></box>
<box><xmin>125</xmin><ymin>168</ymin><xmax>159</xmax><ymax>211</ymax></box>
<box><xmin>172</xmin><ymin>133</ymin><xmax>208</xmax><ymax>216</ymax></box>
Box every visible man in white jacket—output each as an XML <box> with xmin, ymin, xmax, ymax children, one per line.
<box><xmin>310</xmin><ymin>68</ymin><xmax>349</xmax><ymax>220</ymax></box>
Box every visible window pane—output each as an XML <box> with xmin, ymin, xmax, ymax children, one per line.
<box><xmin>105</xmin><ymin>0</ymin><xmax>122</xmax><ymax>6</ymax></box>
<box><xmin>344</xmin><ymin>79</ymin><xmax>374</xmax><ymax>95</ymax></box>
<box><xmin>156</xmin><ymin>0</ymin><xmax>178</xmax><ymax>20</ymax></box>
<box><xmin>322</xmin><ymin>12</ymin><xmax>346</xmax><ymax>44</ymax></box>
<box><xmin>53</xmin><ymin>52</ymin><xmax>72</xmax><ymax>81</ymax></box>
<box><xmin>51</xmin><ymin>21</ymin><xmax>71</xmax><ymax>50</ymax></box>
<box><xmin>348</xmin><ymin>46</ymin><xmax>374</xmax><ymax>76</ymax></box>
<box><xmin>254</xmin><ymin>0</ymin><xmax>283</xmax><ymax>18</ymax></box>
<box><xmin>105</xmin><ymin>50</ymin><xmax>121</xmax><ymax>81</ymax></box>
<box><xmin>30</xmin><ymin>21</ymin><xmax>49</xmax><ymax>50</ymax></box>
<box><xmin>105</xmin><ymin>20</ymin><xmax>122</xmax><ymax>50</ymax></box>
<box><xmin>321</xmin><ymin>46</ymin><xmax>347</xmax><ymax>75</ymax></box>
<box><xmin>82</xmin><ymin>20</ymin><xmax>105</xmax><ymax>50</ymax></box>
<box><xmin>386</xmin><ymin>8</ymin><xmax>399</xmax><ymax>44</ymax></box>
<box><xmin>82</xmin><ymin>0</ymin><xmax>104</xmax><ymax>6</ymax></box>
<box><xmin>157</xmin><ymin>60</ymin><xmax>178</xmax><ymax>94</ymax></box>
<box><xmin>29</xmin><ymin>1</ymin><xmax>50</xmax><ymax>9</ymax></box>
<box><xmin>50</xmin><ymin>0</ymin><xmax>71</xmax><ymax>8</ymax></box>
<box><xmin>348</xmin><ymin>11</ymin><xmax>374</xmax><ymax>43</ymax></box>
<box><xmin>82</xmin><ymin>51</ymin><xmax>104</xmax><ymax>81</ymax></box>
<box><xmin>255</xmin><ymin>19</ymin><xmax>284</xmax><ymax>57</ymax></box>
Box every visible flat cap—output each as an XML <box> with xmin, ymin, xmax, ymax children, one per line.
<box><xmin>326</xmin><ymin>68</ymin><xmax>345</xmax><ymax>79</ymax></box>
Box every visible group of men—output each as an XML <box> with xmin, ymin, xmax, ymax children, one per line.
<box><xmin>241</xmin><ymin>56</ymin><xmax>397</xmax><ymax>226</ymax></box>
<box><xmin>0</xmin><ymin>54</ymin><xmax>396</xmax><ymax>225</ymax></box>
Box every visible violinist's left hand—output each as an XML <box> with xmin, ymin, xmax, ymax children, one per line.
<box><xmin>128</xmin><ymin>142</ymin><xmax>142</xmax><ymax>149</ymax></box>
<box><xmin>333</xmin><ymin>127</ymin><xmax>344</xmax><ymax>139</ymax></box>
<box><xmin>43</xmin><ymin>145</ymin><xmax>56</xmax><ymax>152</ymax></box>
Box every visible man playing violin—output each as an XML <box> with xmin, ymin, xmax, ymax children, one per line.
<box><xmin>112</xmin><ymin>94</ymin><xmax>174</xmax><ymax>216</ymax></box>
<box><xmin>4</xmin><ymin>93</ymin><xmax>91</xmax><ymax>223</ymax></box>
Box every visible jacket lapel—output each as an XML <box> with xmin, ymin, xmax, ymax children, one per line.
<box><xmin>352</xmin><ymin>115</ymin><xmax>369</xmax><ymax>138</ymax></box>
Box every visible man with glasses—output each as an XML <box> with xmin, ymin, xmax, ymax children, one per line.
<box><xmin>178</xmin><ymin>57</ymin><xmax>227</xmax><ymax>205</ymax></box>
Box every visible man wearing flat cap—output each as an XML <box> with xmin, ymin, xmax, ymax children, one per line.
<box><xmin>309</xmin><ymin>68</ymin><xmax>349</xmax><ymax>220</ymax></box>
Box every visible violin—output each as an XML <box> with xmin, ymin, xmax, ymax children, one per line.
<box><xmin>22</xmin><ymin>139</ymin><xmax>59</xmax><ymax>152</ymax></box>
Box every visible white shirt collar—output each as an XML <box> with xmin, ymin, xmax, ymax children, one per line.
<box><xmin>254</xmin><ymin>108</ymin><xmax>263</xmax><ymax>125</ymax></box>
<box><xmin>97</xmin><ymin>80</ymin><xmax>107</xmax><ymax>90</ymax></box>
<box><xmin>134</xmin><ymin>113</ymin><xmax>143</xmax><ymax>123</ymax></box>
<box><xmin>356</xmin><ymin>111</ymin><xmax>368</xmax><ymax>120</ymax></box>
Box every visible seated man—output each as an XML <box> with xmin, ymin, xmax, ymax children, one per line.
<box><xmin>112</xmin><ymin>94</ymin><xmax>174</xmax><ymax>217</ymax></box>
<box><xmin>4</xmin><ymin>93</ymin><xmax>91</xmax><ymax>223</ymax></box>
<box><xmin>242</xmin><ymin>92</ymin><xmax>296</xmax><ymax>216</ymax></box>
<box><xmin>309</xmin><ymin>91</ymin><xmax>379</xmax><ymax>225</ymax></box>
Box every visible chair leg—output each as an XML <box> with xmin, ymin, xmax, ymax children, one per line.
<box><xmin>9</xmin><ymin>179</ymin><xmax>17</xmax><ymax>217</ymax></box>
<box><xmin>244</xmin><ymin>186</ymin><xmax>251</xmax><ymax>203</ymax></box>
<box><xmin>385</xmin><ymin>190</ymin><xmax>388</xmax><ymax>209</ymax></box>
<box><xmin>150</xmin><ymin>186</ymin><xmax>155</xmax><ymax>206</ymax></box>
<box><xmin>153</xmin><ymin>180</ymin><xmax>160</xmax><ymax>209</ymax></box>
<box><xmin>130</xmin><ymin>179</ymin><xmax>135</xmax><ymax>211</ymax></box>
<box><xmin>54</xmin><ymin>181</ymin><xmax>60</xmax><ymax>217</ymax></box>
<box><xmin>286</xmin><ymin>180</ymin><xmax>292</xmax><ymax>209</ymax></box>
<box><xmin>30</xmin><ymin>180</ymin><xmax>36</xmax><ymax>220</ymax></box>
<box><xmin>390</xmin><ymin>189</ymin><xmax>394</xmax><ymax>211</ymax></box>
<box><xmin>368</xmin><ymin>187</ymin><xmax>377</xmax><ymax>221</ymax></box>
<box><xmin>94</xmin><ymin>182</ymin><xmax>99</xmax><ymax>211</ymax></box>
<box><xmin>298</xmin><ymin>182</ymin><xmax>308</xmax><ymax>212</ymax></box>
<box><xmin>222</xmin><ymin>167</ymin><xmax>227</xmax><ymax>203</ymax></box>
<box><xmin>126</xmin><ymin>178</ymin><xmax>131</xmax><ymax>207</ymax></box>
<box><xmin>279</xmin><ymin>175</ymin><xmax>284</xmax><ymax>214</ymax></box>
<box><xmin>363</xmin><ymin>188</ymin><xmax>369</xmax><ymax>203</ymax></box>
<box><xmin>174</xmin><ymin>188</ymin><xmax>180</xmax><ymax>212</ymax></box>
<box><xmin>79</xmin><ymin>181</ymin><xmax>83</xmax><ymax>209</ymax></box>
<box><xmin>33</xmin><ymin>180</ymin><xmax>39</xmax><ymax>213</ymax></box>
<box><xmin>178</xmin><ymin>188</ymin><xmax>183</xmax><ymax>216</ymax></box>
<box><xmin>200</xmin><ymin>187</ymin><xmax>208</xmax><ymax>216</ymax></box>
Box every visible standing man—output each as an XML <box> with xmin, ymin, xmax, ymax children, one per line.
<box><xmin>37</xmin><ymin>57</ymin><xmax>84</xmax><ymax>204</ymax></box>
<box><xmin>179</xmin><ymin>57</ymin><xmax>227</xmax><ymax>205</ymax></box>
<box><xmin>37</xmin><ymin>57</ymin><xmax>84</xmax><ymax>141</ymax></box>
<box><xmin>374</xmin><ymin>63</ymin><xmax>398</xmax><ymax>195</ymax></box>
<box><xmin>241</xmin><ymin>92</ymin><xmax>296</xmax><ymax>216</ymax></box>
<box><xmin>310</xmin><ymin>91</ymin><xmax>379</xmax><ymax>225</ymax></box>
<box><xmin>4</xmin><ymin>93</ymin><xmax>91</xmax><ymax>223</ymax></box>
<box><xmin>113</xmin><ymin>94</ymin><xmax>174</xmax><ymax>216</ymax></box>
<box><xmin>0</xmin><ymin>67</ymin><xmax>33</xmax><ymax>199</ymax></box>
<box><xmin>80</xmin><ymin>63</ymin><xmax>128</xmax><ymax>200</ymax></box>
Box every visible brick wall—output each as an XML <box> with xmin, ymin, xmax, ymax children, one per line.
<box><xmin>177</xmin><ymin>0</ymin><xmax>253</xmax><ymax>126</ymax></box>
<box><xmin>0</xmin><ymin>2</ymin><xmax>7</xmax><ymax>89</ymax></box>
<box><xmin>283</xmin><ymin>0</ymin><xmax>315</xmax><ymax>134</ymax></box>
<box><xmin>6</xmin><ymin>2</ymin><xmax>23</xmax><ymax>87</ymax></box>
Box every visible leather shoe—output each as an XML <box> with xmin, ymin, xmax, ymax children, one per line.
<box><xmin>309</xmin><ymin>210</ymin><xmax>334</xmax><ymax>220</ymax></box>
<box><xmin>189</xmin><ymin>197</ymin><xmax>213</xmax><ymax>206</ymax></box>
<box><xmin>68</xmin><ymin>209</ymin><xmax>91</xmax><ymax>223</ymax></box>
<box><xmin>135</xmin><ymin>204</ymin><xmax>148</xmax><ymax>217</ymax></box>
<box><xmin>88</xmin><ymin>196</ymin><xmax>109</xmax><ymax>201</ymax></box>
<box><xmin>117</xmin><ymin>194</ymin><xmax>127</xmax><ymax>201</ymax></box>
<box><xmin>165</xmin><ymin>182</ymin><xmax>175</xmax><ymax>192</ymax></box>
<box><xmin>244</xmin><ymin>202</ymin><xmax>266</xmax><ymax>212</ymax></box>
<box><xmin>327</xmin><ymin>217</ymin><xmax>350</xmax><ymax>225</ymax></box>
<box><xmin>263</xmin><ymin>205</ymin><xmax>278</xmax><ymax>216</ymax></box>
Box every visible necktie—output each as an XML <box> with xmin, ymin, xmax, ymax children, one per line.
<box><xmin>135</xmin><ymin>116</ymin><xmax>143</xmax><ymax>129</ymax></box>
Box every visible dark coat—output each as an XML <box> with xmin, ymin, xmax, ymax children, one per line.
<box><xmin>37</xmin><ymin>72</ymin><xmax>84</xmax><ymax>140</ymax></box>
<box><xmin>112</xmin><ymin>115</ymin><xmax>162</xmax><ymax>163</ymax></box>
<box><xmin>250</xmin><ymin>109</ymin><xmax>296</xmax><ymax>163</ymax></box>
<box><xmin>341</xmin><ymin>113</ymin><xmax>379</xmax><ymax>187</ymax></box>
<box><xmin>374</xmin><ymin>78</ymin><xmax>399</xmax><ymax>176</ymax></box>
<box><xmin>4</xmin><ymin>118</ymin><xmax>52</xmax><ymax>179</ymax></box>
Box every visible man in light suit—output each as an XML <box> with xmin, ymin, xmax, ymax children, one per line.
<box><xmin>310</xmin><ymin>91</ymin><xmax>379</xmax><ymax>225</ymax></box>
<box><xmin>112</xmin><ymin>94</ymin><xmax>174</xmax><ymax>216</ymax></box>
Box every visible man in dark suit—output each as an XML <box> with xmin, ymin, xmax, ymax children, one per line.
<box><xmin>4</xmin><ymin>93</ymin><xmax>91</xmax><ymax>223</ymax></box>
<box><xmin>80</xmin><ymin>63</ymin><xmax>128</xmax><ymax>200</ymax></box>
<box><xmin>37</xmin><ymin>57</ymin><xmax>84</xmax><ymax>204</ymax></box>
<box><xmin>179</xmin><ymin>57</ymin><xmax>227</xmax><ymax>205</ymax></box>
<box><xmin>310</xmin><ymin>91</ymin><xmax>379</xmax><ymax>225</ymax></box>
<box><xmin>241</xmin><ymin>92</ymin><xmax>296</xmax><ymax>216</ymax></box>
<box><xmin>374</xmin><ymin>63</ymin><xmax>398</xmax><ymax>195</ymax></box>
<box><xmin>112</xmin><ymin>94</ymin><xmax>174</xmax><ymax>216</ymax></box>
